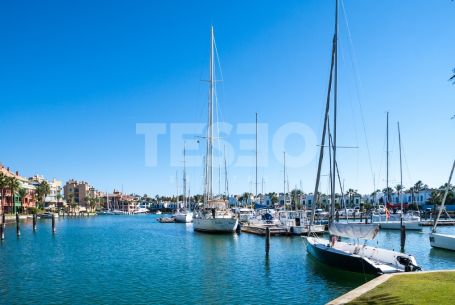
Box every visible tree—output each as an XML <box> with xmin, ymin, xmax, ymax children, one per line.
<box><xmin>450</xmin><ymin>68</ymin><xmax>455</xmax><ymax>84</ymax></box>
<box><xmin>66</xmin><ymin>193</ymin><xmax>74</xmax><ymax>213</ymax></box>
<box><xmin>56</xmin><ymin>191</ymin><xmax>62</xmax><ymax>207</ymax></box>
<box><xmin>0</xmin><ymin>173</ymin><xmax>7</xmax><ymax>213</ymax></box>
<box><xmin>347</xmin><ymin>189</ymin><xmax>357</xmax><ymax>206</ymax></box>
<box><xmin>7</xmin><ymin>176</ymin><xmax>20</xmax><ymax>214</ymax></box>
<box><xmin>35</xmin><ymin>181</ymin><xmax>50</xmax><ymax>209</ymax></box>
<box><xmin>18</xmin><ymin>188</ymin><xmax>27</xmax><ymax>213</ymax></box>
<box><xmin>428</xmin><ymin>189</ymin><xmax>443</xmax><ymax>205</ymax></box>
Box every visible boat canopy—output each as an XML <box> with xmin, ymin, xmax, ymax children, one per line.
<box><xmin>329</xmin><ymin>223</ymin><xmax>379</xmax><ymax>240</ymax></box>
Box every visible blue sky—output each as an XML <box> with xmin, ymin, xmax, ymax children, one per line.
<box><xmin>0</xmin><ymin>0</ymin><xmax>454</xmax><ymax>196</ymax></box>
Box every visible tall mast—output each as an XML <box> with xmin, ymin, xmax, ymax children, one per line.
<box><xmin>205</xmin><ymin>26</ymin><xmax>215</xmax><ymax>202</ymax></box>
<box><xmin>176</xmin><ymin>171</ymin><xmax>179</xmax><ymax>210</ymax></box>
<box><xmin>224</xmin><ymin>145</ymin><xmax>229</xmax><ymax>198</ymax></box>
<box><xmin>386</xmin><ymin>112</ymin><xmax>389</xmax><ymax>204</ymax></box>
<box><xmin>310</xmin><ymin>0</ymin><xmax>337</xmax><ymax>227</ymax></box>
<box><xmin>255</xmin><ymin>112</ymin><xmax>258</xmax><ymax>198</ymax></box>
<box><xmin>398</xmin><ymin>122</ymin><xmax>403</xmax><ymax>219</ymax></box>
<box><xmin>330</xmin><ymin>0</ymin><xmax>338</xmax><ymax>224</ymax></box>
<box><xmin>283</xmin><ymin>152</ymin><xmax>286</xmax><ymax>209</ymax></box>
<box><xmin>183</xmin><ymin>142</ymin><xmax>187</xmax><ymax>207</ymax></box>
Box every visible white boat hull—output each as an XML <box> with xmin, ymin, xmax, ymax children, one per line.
<box><xmin>430</xmin><ymin>233</ymin><xmax>455</xmax><ymax>251</ymax></box>
<box><xmin>193</xmin><ymin>217</ymin><xmax>238</xmax><ymax>233</ymax></box>
<box><xmin>174</xmin><ymin>212</ymin><xmax>193</xmax><ymax>223</ymax></box>
<box><xmin>376</xmin><ymin>220</ymin><xmax>421</xmax><ymax>230</ymax></box>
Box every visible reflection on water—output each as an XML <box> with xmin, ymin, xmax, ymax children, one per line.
<box><xmin>0</xmin><ymin>216</ymin><xmax>455</xmax><ymax>305</ymax></box>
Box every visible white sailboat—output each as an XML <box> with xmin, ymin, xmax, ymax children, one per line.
<box><xmin>305</xmin><ymin>0</ymin><xmax>420</xmax><ymax>274</ymax></box>
<box><xmin>174</xmin><ymin>143</ymin><xmax>193</xmax><ymax>223</ymax></box>
<box><xmin>430</xmin><ymin>160</ymin><xmax>455</xmax><ymax>250</ymax></box>
<box><xmin>192</xmin><ymin>26</ymin><xmax>238</xmax><ymax>233</ymax></box>
<box><xmin>372</xmin><ymin>116</ymin><xmax>421</xmax><ymax>230</ymax></box>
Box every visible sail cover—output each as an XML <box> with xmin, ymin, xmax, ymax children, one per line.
<box><xmin>329</xmin><ymin>223</ymin><xmax>379</xmax><ymax>240</ymax></box>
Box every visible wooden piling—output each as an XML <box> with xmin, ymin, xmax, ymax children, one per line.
<box><xmin>265</xmin><ymin>227</ymin><xmax>270</xmax><ymax>255</ymax></box>
<box><xmin>400</xmin><ymin>224</ymin><xmax>406</xmax><ymax>249</ymax></box>
<box><xmin>16</xmin><ymin>212</ymin><xmax>20</xmax><ymax>237</ymax></box>
<box><xmin>335</xmin><ymin>210</ymin><xmax>339</xmax><ymax>222</ymax></box>
<box><xmin>0</xmin><ymin>213</ymin><xmax>4</xmax><ymax>240</ymax></box>
<box><xmin>1</xmin><ymin>213</ymin><xmax>5</xmax><ymax>229</ymax></box>
<box><xmin>353</xmin><ymin>212</ymin><xmax>356</xmax><ymax>222</ymax></box>
<box><xmin>52</xmin><ymin>213</ymin><xmax>56</xmax><ymax>234</ymax></box>
<box><xmin>33</xmin><ymin>213</ymin><xmax>37</xmax><ymax>231</ymax></box>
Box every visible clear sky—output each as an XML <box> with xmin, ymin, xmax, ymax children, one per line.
<box><xmin>1</xmin><ymin>0</ymin><xmax>454</xmax><ymax>196</ymax></box>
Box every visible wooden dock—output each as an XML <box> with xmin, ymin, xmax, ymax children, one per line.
<box><xmin>241</xmin><ymin>223</ymin><xmax>290</xmax><ymax>236</ymax></box>
<box><xmin>420</xmin><ymin>219</ymin><xmax>455</xmax><ymax>226</ymax></box>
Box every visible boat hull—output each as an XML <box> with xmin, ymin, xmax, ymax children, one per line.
<box><xmin>306</xmin><ymin>240</ymin><xmax>381</xmax><ymax>274</ymax></box>
<box><xmin>193</xmin><ymin>218</ymin><xmax>238</xmax><ymax>233</ymax></box>
<box><xmin>174</xmin><ymin>212</ymin><xmax>193</xmax><ymax>223</ymax></box>
<box><xmin>430</xmin><ymin>233</ymin><xmax>455</xmax><ymax>251</ymax></box>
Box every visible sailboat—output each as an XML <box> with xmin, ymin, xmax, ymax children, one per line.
<box><xmin>305</xmin><ymin>0</ymin><xmax>420</xmax><ymax>274</ymax></box>
<box><xmin>192</xmin><ymin>26</ymin><xmax>238</xmax><ymax>233</ymax></box>
<box><xmin>429</xmin><ymin>160</ymin><xmax>455</xmax><ymax>250</ymax></box>
<box><xmin>174</xmin><ymin>143</ymin><xmax>193</xmax><ymax>223</ymax></box>
<box><xmin>372</xmin><ymin>116</ymin><xmax>421</xmax><ymax>230</ymax></box>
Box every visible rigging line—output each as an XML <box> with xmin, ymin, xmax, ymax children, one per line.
<box><xmin>340</xmin><ymin>0</ymin><xmax>375</xmax><ymax>189</ymax></box>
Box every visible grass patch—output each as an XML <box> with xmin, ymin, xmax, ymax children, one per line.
<box><xmin>348</xmin><ymin>271</ymin><xmax>455</xmax><ymax>305</ymax></box>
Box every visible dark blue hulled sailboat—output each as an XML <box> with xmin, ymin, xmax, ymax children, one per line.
<box><xmin>305</xmin><ymin>223</ymin><xmax>420</xmax><ymax>274</ymax></box>
<box><xmin>305</xmin><ymin>0</ymin><xmax>420</xmax><ymax>275</ymax></box>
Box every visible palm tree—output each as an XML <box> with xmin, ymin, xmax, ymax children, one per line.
<box><xmin>56</xmin><ymin>191</ymin><xmax>62</xmax><ymax>208</ymax></box>
<box><xmin>0</xmin><ymin>173</ymin><xmax>7</xmax><ymax>214</ymax></box>
<box><xmin>7</xmin><ymin>176</ymin><xmax>20</xmax><ymax>214</ymax></box>
<box><xmin>35</xmin><ymin>181</ymin><xmax>50</xmax><ymax>209</ymax></box>
<box><xmin>347</xmin><ymin>188</ymin><xmax>356</xmax><ymax>207</ymax></box>
<box><xmin>67</xmin><ymin>193</ymin><xmax>74</xmax><ymax>214</ymax></box>
<box><xmin>18</xmin><ymin>188</ymin><xmax>27</xmax><ymax>214</ymax></box>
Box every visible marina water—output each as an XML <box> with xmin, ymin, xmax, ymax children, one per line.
<box><xmin>1</xmin><ymin>215</ymin><xmax>455</xmax><ymax>305</ymax></box>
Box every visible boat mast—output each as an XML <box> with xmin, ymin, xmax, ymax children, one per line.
<box><xmin>386</xmin><ymin>111</ymin><xmax>390</xmax><ymax>205</ymax></box>
<box><xmin>283</xmin><ymin>151</ymin><xmax>286</xmax><ymax>210</ymax></box>
<box><xmin>255</xmin><ymin>112</ymin><xmax>258</xmax><ymax>199</ymax></box>
<box><xmin>205</xmin><ymin>26</ymin><xmax>215</xmax><ymax>203</ymax></box>
<box><xmin>397</xmin><ymin>122</ymin><xmax>403</xmax><ymax>223</ymax></box>
<box><xmin>330</xmin><ymin>0</ymin><xmax>338</xmax><ymax>225</ymax></box>
<box><xmin>432</xmin><ymin>160</ymin><xmax>455</xmax><ymax>233</ymax></box>
<box><xmin>224</xmin><ymin>145</ymin><xmax>229</xmax><ymax>198</ymax></box>
<box><xmin>176</xmin><ymin>171</ymin><xmax>179</xmax><ymax>210</ymax></box>
<box><xmin>310</xmin><ymin>0</ymin><xmax>337</xmax><ymax>227</ymax></box>
<box><xmin>183</xmin><ymin>142</ymin><xmax>187</xmax><ymax>208</ymax></box>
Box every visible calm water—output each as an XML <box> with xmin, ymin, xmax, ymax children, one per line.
<box><xmin>1</xmin><ymin>215</ymin><xmax>455</xmax><ymax>305</ymax></box>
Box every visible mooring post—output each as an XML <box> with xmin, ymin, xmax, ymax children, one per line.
<box><xmin>2</xmin><ymin>213</ymin><xmax>5</xmax><ymax>230</ymax></box>
<box><xmin>33</xmin><ymin>213</ymin><xmax>37</xmax><ymax>231</ymax></box>
<box><xmin>400</xmin><ymin>224</ymin><xmax>406</xmax><ymax>249</ymax></box>
<box><xmin>360</xmin><ymin>212</ymin><xmax>363</xmax><ymax>223</ymax></box>
<box><xmin>335</xmin><ymin>210</ymin><xmax>339</xmax><ymax>222</ymax></box>
<box><xmin>52</xmin><ymin>213</ymin><xmax>56</xmax><ymax>234</ymax></box>
<box><xmin>353</xmin><ymin>211</ymin><xmax>356</xmax><ymax>222</ymax></box>
<box><xmin>16</xmin><ymin>212</ymin><xmax>20</xmax><ymax>237</ymax></box>
<box><xmin>0</xmin><ymin>212</ymin><xmax>4</xmax><ymax>240</ymax></box>
<box><xmin>265</xmin><ymin>227</ymin><xmax>270</xmax><ymax>255</ymax></box>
